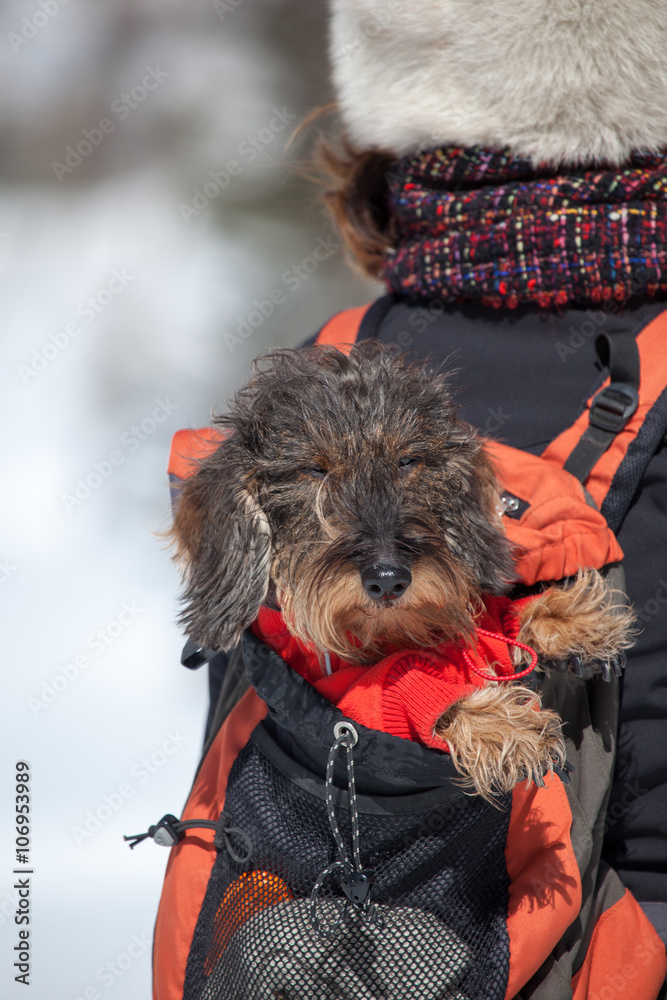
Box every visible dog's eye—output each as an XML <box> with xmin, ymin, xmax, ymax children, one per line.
<box><xmin>304</xmin><ymin>466</ymin><xmax>327</xmax><ymax>478</ymax></box>
<box><xmin>398</xmin><ymin>456</ymin><xmax>418</xmax><ymax>470</ymax></box>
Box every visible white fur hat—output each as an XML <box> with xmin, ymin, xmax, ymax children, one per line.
<box><xmin>329</xmin><ymin>0</ymin><xmax>667</xmax><ymax>165</ymax></box>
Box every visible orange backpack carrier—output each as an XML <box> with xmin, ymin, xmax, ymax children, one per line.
<box><xmin>133</xmin><ymin>303</ymin><xmax>667</xmax><ymax>1000</ymax></box>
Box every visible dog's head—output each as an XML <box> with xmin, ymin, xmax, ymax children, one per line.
<box><xmin>170</xmin><ymin>342</ymin><xmax>515</xmax><ymax>662</ymax></box>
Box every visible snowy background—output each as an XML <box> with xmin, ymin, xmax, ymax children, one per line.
<box><xmin>0</xmin><ymin>2</ymin><xmax>377</xmax><ymax>997</ymax></box>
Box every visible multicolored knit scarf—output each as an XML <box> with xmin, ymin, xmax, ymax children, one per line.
<box><xmin>383</xmin><ymin>147</ymin><xmax>667</xmax><ymax>309</ymax></box>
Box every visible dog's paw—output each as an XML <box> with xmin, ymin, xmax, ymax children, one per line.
<box><xmin>433</xmin><ymin>684</ymin><xmax>566</xmax><ymax>803</ymax></box>
<box><xmin>516</xmin><ymin>569</ymin><xmax>635</xmax><ymax>669</ymax></box>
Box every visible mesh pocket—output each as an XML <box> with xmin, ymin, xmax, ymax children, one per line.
<box><xmin>183</xmin><ymin>727</ymin><xmax>511</xmax><ymax>1000</ymax></box>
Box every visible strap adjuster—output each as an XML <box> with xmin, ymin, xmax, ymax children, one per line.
<box><xmin>589</xmin><ymin>382</ymin><xmax>639</xmax><ymax>433</ymax></box>
<box><xmin>124</xmin><ymin>813</ymin><xmax>219</xmax><ymax>849</ymax></box>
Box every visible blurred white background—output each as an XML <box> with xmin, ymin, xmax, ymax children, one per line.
<box><xmin>0</xmin><ymin>2</ymin><xmax>376</xmax><ymax>997</ymax></box>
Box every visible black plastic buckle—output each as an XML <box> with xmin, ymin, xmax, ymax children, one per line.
<box><xmin>589</xmin><ymin>382</ymin><xmax>639</xmax><ymax>434</ymax></box>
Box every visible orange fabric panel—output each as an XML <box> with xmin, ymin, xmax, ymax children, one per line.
<box><xmin>542</xmin><ymin>309</ymin><xmax>667</xmax><ymax>508</ymax></box>
<box><xmin>504</xmin><ymin>773</ymin><xmax>581</xmax><ymax>999</ymax></box>
<box><xmin>314</xmin><ymin>303</ymin><xmax>372</xmax><ymax>352</ymax></box>
<box><xmin>168</xmin><ymin>427</ymin><xmax>223</xmax><ymax>480</ymax></box>
<box><xmin>153</xmin><ymin>688</ymin><xmax>268</xmax><ymax>1000</ymax></box>
<box><xmin>485</xmin><ymin>440</ymin><xmax>624</xmax><ymax>585</ymax></box>
<box><xmin>571</xmin><ymin>889</ymin><xmax>667</xmax><ymax>1000</ymax></box>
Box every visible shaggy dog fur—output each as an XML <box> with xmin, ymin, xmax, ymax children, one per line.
<box><xmin>329</xmin><ymin>0</ymin><xmax>667</xmax><ymax>165</ymax></box>
<box><xmin>170</xmin><ymin>343</ymin><xmax>634</xmax><ymax>800</ymax></box>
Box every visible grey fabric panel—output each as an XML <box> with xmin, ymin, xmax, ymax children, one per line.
<box><xmin>603</xmin><ymin>563</ymin><xmax>627</xmax><ymax>600</ymax></box>
<box><xmin>197</xmin><ymin>644</ymin><xmax>249</xmax><ymax>777</ymax></box>
<box><xmin>515</xmin><ymin>671</ymin><xmax>621</xmax><ymax>999</ymax></box>
<box><xmin>514</xmin><ymin>954</ymin><xmax>572</xmax><ymax>1000</ymax></box>
<box><xmin>517</xmin><ymin>865</ymin><xmax>627</xmax><ymax>1000</ymax></box>
<box><xmin>641</xmin><ymin>902</ymin><xmax>667</xmax><ymax>947</ymax></box>
<box><xmin>552</xmin><ymin>674</ymin><xmax>622</xmax><ymax>972</ymax></box>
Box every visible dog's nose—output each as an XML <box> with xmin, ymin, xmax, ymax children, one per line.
<box><xmin>361</xmin><ymin>564</ymin><xmax>412</xmax><ymax>601</ymax></box>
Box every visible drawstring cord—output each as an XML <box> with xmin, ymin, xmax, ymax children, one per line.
<box><xmin>215</xmin><ymin>815</ymin><xmax>253</xmax><ymax>865</ymax></box>
<box><xmin>310</xmin><ymin>722</ymin><xmax>381</xmax><ymax>939</ymax></box>
<box><xmin>124</xmin><ymin>812</ymin><xmax>252</xmax><ymax>864</ymax></box>
<box><xmin>123</xmin><ymin>814</ymin><xmax>217</xmax><ymax>849</ymax></box>
<box><xmin>462</xmin><ymin>627</ymin><xmax>538</xmax><ymax>683</ymax></box>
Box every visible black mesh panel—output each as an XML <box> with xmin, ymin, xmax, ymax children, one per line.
<box><xmin>183</xmin><ymin>728</ymin><xmax>511</xmax><ymax>1000</ymax></box>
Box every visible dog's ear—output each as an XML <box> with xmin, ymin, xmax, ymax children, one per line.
<box><xmin>169</xmin><ymin>438</ymin><xmax>271</xmax><ymax>651</ymax></box>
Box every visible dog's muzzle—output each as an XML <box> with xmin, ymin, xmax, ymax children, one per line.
<box><xmin>361</xmin><ymin>564</ymin><xmax>412</xmax><ymax>602</ymax></box>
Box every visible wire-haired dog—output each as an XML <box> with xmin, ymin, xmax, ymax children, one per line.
<box><xmin>170</xmin><ymin>342</ymin><xmax>633</xmax><ymax>800</ymax></box>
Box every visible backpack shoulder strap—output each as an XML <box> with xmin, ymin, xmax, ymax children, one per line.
<box><xmin>313</xmin><ymin>295</ymin><xmax>393</xmax><ymax>350</ymax></box>
<box><xmin>542</xmin><ymin>308</ymin><xmax>667</xmax><ymax>531</ymax></box>
<box><xmin>314</xmin><ymin>303</ymin><xmax>370</xmax><ymax>351</ymax></box>
<box><xmin>168</xmin><ymin>426</ymin><xmax>222</xmax><ymax>480</ymax></box>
